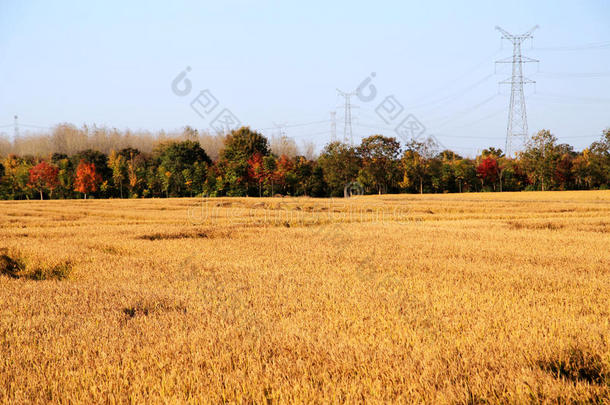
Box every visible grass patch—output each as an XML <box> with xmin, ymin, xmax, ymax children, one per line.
<box><xmin>28</xmin><ymin>261</ymin><xmax>73</xmax><ymax>281</ymax></box>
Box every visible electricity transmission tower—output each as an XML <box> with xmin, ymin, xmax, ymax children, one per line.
<box><xmin>13</xmin><ymin>115</ymin><xmax>19</xmax><ymax>138</ymax></box>
<box><xmin>495</xmin><ymin>25</ymin><xmax>539</xmax><ymax>157</ymax></box>
<box><xmin>336</xmin><ymin>89</ymin><xmax>356</xmax><ymax>145</ymax></box>
<box><xmin>273</xmin><ymin>122</ymin><xmax>287</xmax><ymax>138</ymax></box>
<box><xmin>330</xmin><ymin>111</ymin><xmax>337</xmax><ymax>142</ymax></box>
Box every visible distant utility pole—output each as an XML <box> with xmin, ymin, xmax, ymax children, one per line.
<box><xmin>13</xmin><ymin>115</ymin><xmax>19</xmax><ymax>138</ymax></box>
<box><xmin>330</xmin><ymin>111</ymin><xmax>337</xmax><ymax>142</ymax></box>
<box><xmin>495</xmin><ymin>25</ymin><xmax>539</xmax><ymax>157</ymax></box>
<box><xmin>336</xmin><ymin>89</ymin><xmax>356</xmax><ymax>145</ymax></box>
<box><xmin>273</xmin><ymin>122</ymin><xmax>287</xmax><ymax>138</ymax></box>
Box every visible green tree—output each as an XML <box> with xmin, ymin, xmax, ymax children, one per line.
<box><xmin>453</xmin><ymin>159</ymin><xmax>477</xmax><ymax>193</ymax></box>
<box><xmin>221</xmin><ymin>127</ymin><xmax>270</xmax><ymax>162</ymax></box>
<box><xmin>286</xmin><ymin>156</ymin><xmax>324</xmax><ymax>197</ymax></box>
<box><xmin>309</xmin><ymin>165</ymin><xmax>327</xmax><ymax>197</ymax></box>
<box><xmin>262</xmin><ymin>155</ymin><xmax>278</xmax><ymax>196</ymax></box>
<box><xmin>0</xmin><ymin>162</ymin><xmax>6</xmax><ymax>199</ymax></box>
<box><xmin>2</xmin><ymin>155</ymin><xmax>33</xmax><ymax>199</ymax></box>
<box><xmin>55</xmin><ymin>158</ymin><xmax>75</xmax><ymax>199</ymax></box>
<box><xmin>153</xmin><ymin>140</ymin><xmax>211</xmax><ymax>197</ymax></box>
<box><xmin>317</xmin><ymin>142</ymin><xmax>360</xmax><ymax>197</ymax></box>
<box><xmin>399</xmin><ymin>139</ymin><xmax>437</xmax><ymax>194</ymax></box>
<box><xmin>357</xmin><ymin>135</ymin><xmax>401</xmax><ymax>194</ymax></box>
<box><xmin>217</xmin><ymin>127</ymin><xmax>269</xmax><ymax>196</ymax></box>
<box><xmin>520</xmin><ymin>130</ymin><xmax>561</xmax><ymax>191</ymax></box>
<box><xmin>435</xmin><ymin>150</ymin><xmax>463</xmax><ymax>193</ymax></box>
<box><xmin>108</xmin><ymin>150</ymin><xmax>127</xmax><ymax>198</ymax></box>
<box><xmin>587</xmin><ymin>129</ymin><xmax>610</xmax><ymax>188</ymax></box>
<box><xmin>502</xmin><ymin>160</ymin><xmax>529</xmax><ymax>191</ymax></box>
<box><xmin>125</xmin><ymin>150</ymin><xmax>146</xmax><ymax>197</ymax></box>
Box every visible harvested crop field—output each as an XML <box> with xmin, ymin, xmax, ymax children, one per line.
<box><xmin>1</xmin><ymin>191</ymin><xmax>609</xmax><ymax>403</ymax></box>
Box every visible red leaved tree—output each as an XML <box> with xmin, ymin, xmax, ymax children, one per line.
<box><xmin>28</xmin><ymin>161</ymin><xmax>59</xmax><ymax>200</ymax></box>
<box><xmin>74</xmin><ymin>160</ymin><xmax>102</xmax><ymax>199</ymax></box>
<box><xmin>476</xmin><ymin>156</ymin><xmax>499</xmax><ymax>191</ymax></box>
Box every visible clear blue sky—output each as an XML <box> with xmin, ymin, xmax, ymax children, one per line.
<box><xmin>1</xmin><ymin>0</ymin><xmax>609</xmax><ymax>156</ymax></box>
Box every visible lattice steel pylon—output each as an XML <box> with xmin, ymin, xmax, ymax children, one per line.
<box><xmin>337</xmin><ymin>89</ymin><xmax>356</xmax><ymax>145</ymax></box>
<box><xmin>495</xmin><ymin>25</ymin><xmax>539</xmax><ymax>157</ymax></box>
<box><xmin>330</xmin><ymin>111</ymin><xmax>337</xmax><ymax>142</ymax></box>
<box><xmin>13</xmin><ymin>115</ymin><xmax>19</xmax><ymax>138</ymax></box>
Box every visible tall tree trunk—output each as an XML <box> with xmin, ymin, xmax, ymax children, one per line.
<box><xmin>40</xmin><ymin>190</ymin><xmax>43</xmax><ymax>200</ymax></box>
<box><xmin>419</xmin><ymin>178</ymin><xmax>423</xmax><ymax>195</ymax></box>
<box><xmin>498</xmin><ymin>171</ymin><xmax>503</xmax><ymax>192</ymax></box>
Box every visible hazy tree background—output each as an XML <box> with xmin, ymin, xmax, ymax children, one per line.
<box><xmin>0</xmin><ymin>124</ymin><xmax>314</xmax><ymax>161</ymax></box>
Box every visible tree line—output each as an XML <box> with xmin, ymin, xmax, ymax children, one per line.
<box><xmin>0</xmin><ymin>126</ymin><xmax>608</xmax><ymax>200</ymax></box>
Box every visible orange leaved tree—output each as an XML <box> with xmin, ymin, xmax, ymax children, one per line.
<box><xmin>247</xmin><ymin>152</ymin><xmax>265</xmax><ymax>197</ymax></box>
<box><xmin>74</xmin><ymin>160</ymin><xmax>102</xmax><ymax>199</ymax></box>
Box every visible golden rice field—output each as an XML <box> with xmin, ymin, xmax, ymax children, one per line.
<box><xmin>1</xmin><ymin>191</ymin><xmax>609</xmax><ymax>403</ymax></box>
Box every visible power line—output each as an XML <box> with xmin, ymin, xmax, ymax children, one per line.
<box><xmin>408</xmin><ymin>73</ymin><xmax>495</xmax><ymax>111</ymax></box>
<box><xmin>403</xmin><ymin>49</ymin><xmax>502</xmax><ymax>109</ymax></box>
<box><xmin>533</xmin><ymin>41</ymin><xmax>610</xmax><ymax>51</ymax></box>
<box><xmin>440</xmin><ymin>108</ymin><xmax>507</xmax><ymax>131</ymax></box>
<box><xmin>287</xmin><ymin>130</ymin><xmax>332</xmax><ymax>139</ymax></box>
<box><xmin>435</xmin><ymin>133</ymin><xmax>505</xmax><ymax>140</ymax></box>
<box><xmin>531</xmin><ymin>92</ymin><xmax>610</xmax><ymax>104</ymax></box>
<box><xmin>284</xmin><ymin>120</ymin><xmax>330</xmax><ymax>128</ymax></box>
<box><xmin>433</xmin><ymin>93</ymin><xmax>500</xmax><ymax>129</ymax></box>
<box><xmin>556</xmin><ymin>134</ymin><xmax>607</xmax><ymax>139</ymax></box>
<box><xmin>536</xmin><ymin>71</ymin><xmax>610</xmax><ymax>79</ymax></box>
<box><xmin>256</xmin><ymin>119</ymin><xmax>330</xmax><ymax>131</ymax></box>
<box><xmin>272</xmin><ymin>122</ymin><xmax>287</xmax><ymax>138</ymax></box>
<box><xmin>20</xmin><ymin>123</ymin><xmax>53</xmax><ymax>130</ymax></box>
<box><xmin>352</xmin><ymin>122</ymin><xmax>395</xmax><ymax>132</ymax></box>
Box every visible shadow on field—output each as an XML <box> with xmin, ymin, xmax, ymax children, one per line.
<box><xmin>538</xmin><ymin>345</ymin><xmax>609</xmax><ymax>386</ymax></box>
<box><xmin>136</xmin><ymin>228</ymin><xmax>233</xmax><ymax>241</ymax></box>
<box><xmin>122</xmin><ymin>295</ymin><xmax>188</xmax><ymax>319</ymax></box>
<box><xmin>0</xmin><ymin>248</ymin><xmax>72</xmax><ymax>280</ymax></box>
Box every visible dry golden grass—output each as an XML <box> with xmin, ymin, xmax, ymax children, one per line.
<box><xmin>1</xmin><ymin>191</ymin><xmax>609</xmax><ymax>403</ymax></box>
